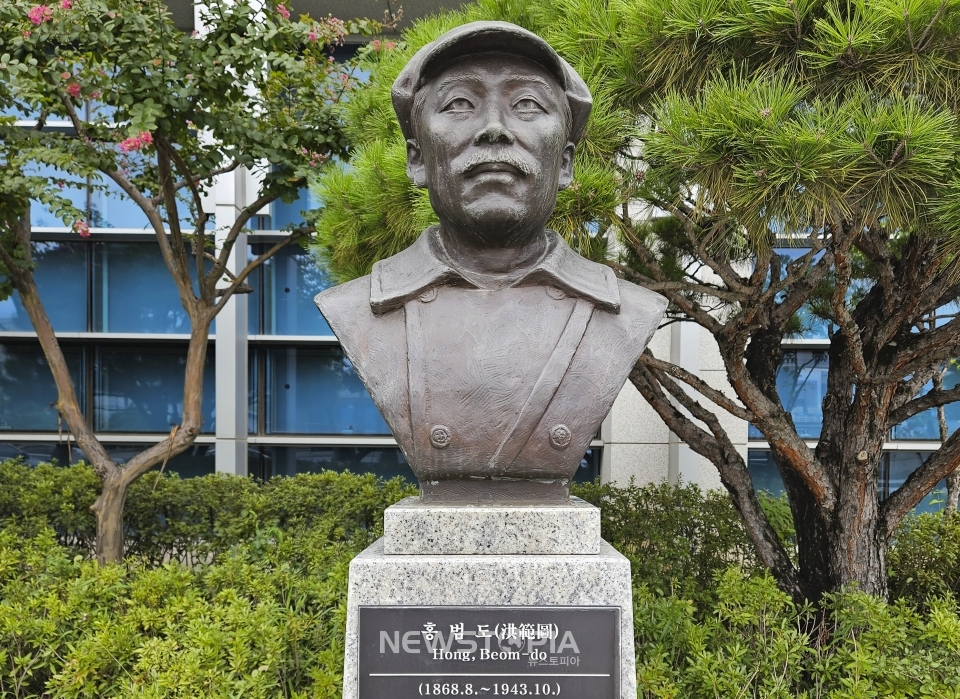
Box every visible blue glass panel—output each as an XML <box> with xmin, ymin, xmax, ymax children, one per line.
<box><xmin>773</xmin><ymin>248</ymin><xmax>830</xmax><ymax>339</ymax></box>
<box><xmin>573</xmin><ymin>448</ymin><xmax>600</xmax><ymax>483</ymax></box>
<box><xmin>273</xmin><ymin>187</ymin><xmax>319</xmax><ymax>230</ymax></box>
<box><xmin>892</xmin><ymin>363</ymin><xmax>960</xmax><ymax>440</ymax></box>
<box><xmin>89</xmin><ymin>175</ymin><xmax>151</xmax><ymax>229</ymax></box>
<box><xmin>0</xmin><ymin>241</ymin><xmax>87</xmax><ymax>332</ymax></box>
<box><xmin>107</xmin><ymin>443</ymin><xmax>215</xmax><ymax>478</ymax></box>
<box><xmin>251</xmin><ymin>445</ymin><xmax>413</xmax><ymax>480</ymax></box>
<box><xmin>248</xmin><ymin>350</ymin><xmax>259</xmax><ymax>434</ymax></box>
<box><xmin>0</xmin><ymin>441</ymin><xmax>84</xmax><ymax>466</ymax></box>
<box><xmin>93</xmin><ymin>242</ymin><xmax>209</xmax><ymax>333</ymax></box>
<box><xmin>882</xmin><ymin>451</ymin><xmax>945</xmax><ymax>514</ymax></box>
<box><xmin>748</xmin><ymin>350</ymin><xmax>828</xmax><ymax>439</ymax></box>
<box><xmin>256</xmin><ymin>244</ymin><xmax>333</xmax><ymax>335</ymax></box>
<box><xmin>27</xmin><ymin>164</ymin><xmax>87</xmax><ymax>228</ymax></box>
<box><xmin>747</xmin><ymin>449</ymin><xmax>785</xmax><ymax>495</ymax></box>
<box><xmin>94</xmin><ymin>345</ymin><xmax>215</xmax><ymax>433</ymax></box>
<box><xmin>265</xmin><ymin>346</ymin><xmax>389</xmax><ymax>434</ymax></box>
<box><xmin>247</xmin><ymin>247</ymin><xmax>262</xmax><ymax>335</ymax></box>
<box><xmin>0</xmin><ymin>343</ymin><xmax>84</xmax><ymax>431</ymax></box>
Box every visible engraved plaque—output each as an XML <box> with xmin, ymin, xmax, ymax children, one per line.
<box><xmin>357</xmin><ymin>606</ymin><xmax>620</xmax><ymax>698</ymax></box>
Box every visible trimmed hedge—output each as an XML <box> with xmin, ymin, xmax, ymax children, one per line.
<box><xmin>3</xmin><ymin>461</ymin><xmax>960</xmax><ymax>698</ymax></box>
<box><xmin>0</xmin><ymin>460</ymin><xmax>416</xmax><ymax>565</ymax></box>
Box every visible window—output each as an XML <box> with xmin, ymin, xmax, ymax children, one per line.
<box><xmin>880</xmin><ymin>451</ymin><xmax>947</xmax><ymax>514</ymax></box>
<box><xmin>251</xmin><ymin>445</ymin><xmax>412</xmax><ymax>480</ymax></box>
<box><xmin>247</xmin><ymin>243</ymin><xmax>333</xmax><ymax>335</ymax></box>
<box><xmin>92</xmin><ymin>242</ymin><xmax>195</xmax><ymax>333</ymax></box>
<box><xmin>89</xmin><ymin>176</ymin><xmax>151</xmax><ymax>229</ymax></box>
<box><xmin>0</xmin><ymin>343</ymin><xmax>84</xmax><ymax>431</ymax></box>
<box><xmin>892</xmin><ymin>364</ymin><xmax>960</xmax><ymax>440</ymax></box>
<box><xmin>749</xmin><ymin>350</ymin><xmax>828</xmax><ymax>440</ymax></box>
<box><xmin>0</xmin><ymin>441</ymin><xmax>84</xmax><ymax>466</ymax></box>
<box><xmin>0</xmin><ymin>242</ymin><xmax>87</xmax><ymax>332</ymax></box>
<box><xmin>95</xmin><ymin>345</ymin><xmax>216</xmax><ymax>433</ymax></box>
<box><xmin>749</xmin><ymin>447</ymin><xmax>948</xmax><ymax>513</ymax></box>
<box><xmin>747</xmin><ymin>449</ymin><xmax>784</xmax><ymax>496</ymax></box>
<box><xmin>254</xmin><ymin>346</ymin><xmax>389</xmax><ymax>435</ymax></box>
<box><xmin>108</xmin><ymin>442</ymin><xmax>215</xmax><ymax>478</ymax></box>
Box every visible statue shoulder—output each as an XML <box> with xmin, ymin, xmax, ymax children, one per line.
<box><xmin>314</xmin><ymin>275</ymin><xmax>374</xmax><ymax>338</ymax></box>
<box><xmin>613</xmin><ymin>277</ymin><xmax>668</xmax><ymax>342</ymax></box>
<box><xmin>616</xmin><ymin>277</ymin><xmax>668</xmax><ymax>314</ymax></box>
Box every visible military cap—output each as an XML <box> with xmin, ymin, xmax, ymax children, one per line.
<box><xmin>392</xmin><ymin>21</ymin><xmax>593</xmax><ymax>145</ymax></box>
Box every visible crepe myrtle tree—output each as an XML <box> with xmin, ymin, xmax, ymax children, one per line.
<box><xmin>0</xmin><ymin>0</ymin><xmax>380</xmax><ymax>564</ymax></box>
<box><xmin>311</xmin><ymin>0</ymin><xmax>960</xmax><ymax>603</ymax></box>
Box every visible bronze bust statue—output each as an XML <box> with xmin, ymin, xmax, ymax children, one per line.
<box><xmin>316</xmin><ymin>22</ymin><xmax>667</xmax><ymax>504</ymax></box>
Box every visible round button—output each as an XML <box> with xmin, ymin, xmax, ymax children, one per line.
<box><xmin>419</xmin><ymin>288</ymin><xmax>438</xmax><ymax>303</ymax></box>
<box><xmin>549</xmin><ymin>424</ymin><xmax>572</xmax><ymax>450</ymax></box>
<box><xmin>546</xmin><ymin>286</ymin><xmax>567</xmax><ymax>300</ymax></box>
<box><xmin>430</xmin><ymin>425</ymin><xmax>452</xmax><ymax>449</ymax></box>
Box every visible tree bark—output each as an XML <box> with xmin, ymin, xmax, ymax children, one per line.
<box><xmin>91</xmin><ymin>471</ymin><xmax>128</xmax><ymax>566</ymax></box>
<box><xmin>946</xmin><ymin>470</ymin><xmax>960</xmax><ymax>515</ymax></box>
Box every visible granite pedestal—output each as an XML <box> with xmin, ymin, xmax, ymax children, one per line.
<box><xmin>343</xmin><ymin>498</ymin><xmax>635</xmax><ymax>699</ymax></box>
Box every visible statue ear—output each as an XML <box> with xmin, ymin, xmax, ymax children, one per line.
<box><xmin>406</xmin><ymin>140</ymin><xmax>427</xmax><ymax>187</ymax></box>
<box><xmin>557</xmin><ymin>142</ymin><xmax>575</xmax><ymax>190</ymax></box>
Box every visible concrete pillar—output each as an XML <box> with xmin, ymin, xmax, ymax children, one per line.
<box><xmin>213</xmin><ymin>168</ymin><xmax>248</xmax><ymax>476</ymax></box>
<box><xmin>668</xmin><ymin>321</ymin><xmax>700</xmax><ymax>485</ymax></box>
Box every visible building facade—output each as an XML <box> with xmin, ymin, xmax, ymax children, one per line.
<box><xmin>1</xmin><ymin>1</ymin><xmax>953</xmax><ymax>511</ymax></box>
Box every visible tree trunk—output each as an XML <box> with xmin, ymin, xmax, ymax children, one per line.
<box><xmin>946</xmin><ymin>469</ymin><xmax>960</xmax><ymax>516</ymax></box>
<box><xmin>91</xmin><ymin>471</ymin><xmax>129</xmax><ymax>566</ymax></box>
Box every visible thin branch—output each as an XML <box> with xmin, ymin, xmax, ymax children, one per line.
<box><xmin>616</xmin><ymin>216</ymin><xmax>726</xmax><ymax>333</ymax></box>
<box><xmin>882</xmin><ymin>431</ymin><xmax>960</xmax><ymax>536</ymax></box>
<box><xmin>148</xmin><ymin>161</ymin><xmax>240</xmax><ymax>207</ymax></box>
<box><xmin>155</xmin><ymin>142</ymin><xmax>193</xmax><ymax>295</ymax></box>
<box><xmin>631</xmin><ymin>360</ymin><xmax>806</xmax><ymax>602</ymax></box>
<box><xmin>887</xmin><ymin>383</ymin><xmax>960</xmax><ymax>428</ymax></box>
<box><xmin>208</xmin><ymin>189</ymin><xmax>285</xmax><ymax>284</ymax></box>
<box><xmin>213</xmin><ymin>226</ymin><xmax>311</xmax><ymax>314</ymax></box>
<box><xmin>639</xmin><ymin>353</ymin><xmax>752</xmax><ymax>421</ymax></box>
<box><xmin>830</xmin><ymin>243</ymin><xmax>868</xmax><ymax>378</ymax></box>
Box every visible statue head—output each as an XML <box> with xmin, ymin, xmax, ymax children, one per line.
<box><xmin>392</xmin><ymin>22</ymin><xmax>593</xmax><ymax>250</ymax></box>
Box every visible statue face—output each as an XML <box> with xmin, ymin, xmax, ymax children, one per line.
<box><xmin>406</xmin><ymin>53</ymin><xmax>575</xmax><ymax>247</ymax></box>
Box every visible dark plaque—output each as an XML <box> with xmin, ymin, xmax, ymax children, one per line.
<box><xmin>357</xmin><ymin>606</ymin><xmax>620</xmax><ymax>698</ymax></box>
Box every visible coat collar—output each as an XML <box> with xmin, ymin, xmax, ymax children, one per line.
<box><xmin>370</xmin><ymin>227</ymin><xmax>620</xmax><ymax>315</ymax></box>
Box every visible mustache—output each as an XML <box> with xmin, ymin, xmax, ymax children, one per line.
<box><xmin>459</xmin><ymin>150</ymin><xmax>537</xmax><ymax>177</ymax></box>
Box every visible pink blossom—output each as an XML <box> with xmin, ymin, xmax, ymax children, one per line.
<box><xmin>119</xmin><ymin>131</ymin><xmax>153</xmax><ymax>153</ymax></box>
<box><xmin>72</xmin><ymin>220</ymin><xmax>90</xmax><ymax>237</ymax></box>
<box><xmin>28</xmin><ymin>5</ymin><xmax>53</xmax><ymax>24</ymax></box>
<box><xmin>22</xmin><ymin>29</ymin><xmax>31</xmax><ymax>37</ymax></box>
<box><xmin>384</xmin><ymin>41</ymin><xmax>396</xmax><ymax>50</ymax></box>
<box><xmin>308</xmin><ymin>29</ymin><xmax>318</xmax><ymax>42</ymax></box>
<box><xmin>90</xmin><ymin>90</ymin><xmax>101</xmax><ymax>98</ymax></box>
<box><xmin>276</xmin><ymin>3</ymin><xmax>290</xmax><ymax>19</ymax></box>
<box><xmin>65</xmin><ymin>83</ymin><xmax>81</xmax><ymax>98</ymax></box>
<box><xmin>59</xmin><ymin>0</ymin><xmax>72</xmax><ymax>8</ymax></box>
<box><xmin>60</xmin><ymin>71</ymin><xmax>70</xmax><ymax>79</ymax></box>
<box><xmin>370</xmin><ymin>39</ymin><xmax>381</xmax><ymax>51</ymax></box>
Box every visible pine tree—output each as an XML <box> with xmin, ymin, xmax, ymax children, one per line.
<box><xmin>312</xmin><ymin>0</ymin><xmax>960</xmax><ymax>603</ymax></box>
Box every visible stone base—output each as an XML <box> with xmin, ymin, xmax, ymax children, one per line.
<box><xmin>342</xmin><ymin>538</ymin><xmax>635</xmax><ymax>699</ymax></box>
<box><xmin>383</xmin><ymin>496</ymin><xmax>601</xmax><ymax>555</ymax></box>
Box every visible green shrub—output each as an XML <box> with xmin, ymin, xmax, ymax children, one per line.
<box><xmin>0</xmin><ymin>523</ymin><xmax>358</xmax><ymax>699</ymax></box>
<box><xmin>635</xmin><ymin>568</ymin><xmax>960</xmax><ymax>698</ymax></box>
<box><xmin>4</xmin><ymin>461</ymin><xmax>960</xmax><ymax>697</ymax></box>
<box><xmin>574</xmin><ymin>479</ymin><xmax>762</xmax><ymax>603</ymax></box>
<box><xmin>888</xmin><ymin>511</ymin><xmax>960</xmax><ymax>609</ymax></box>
